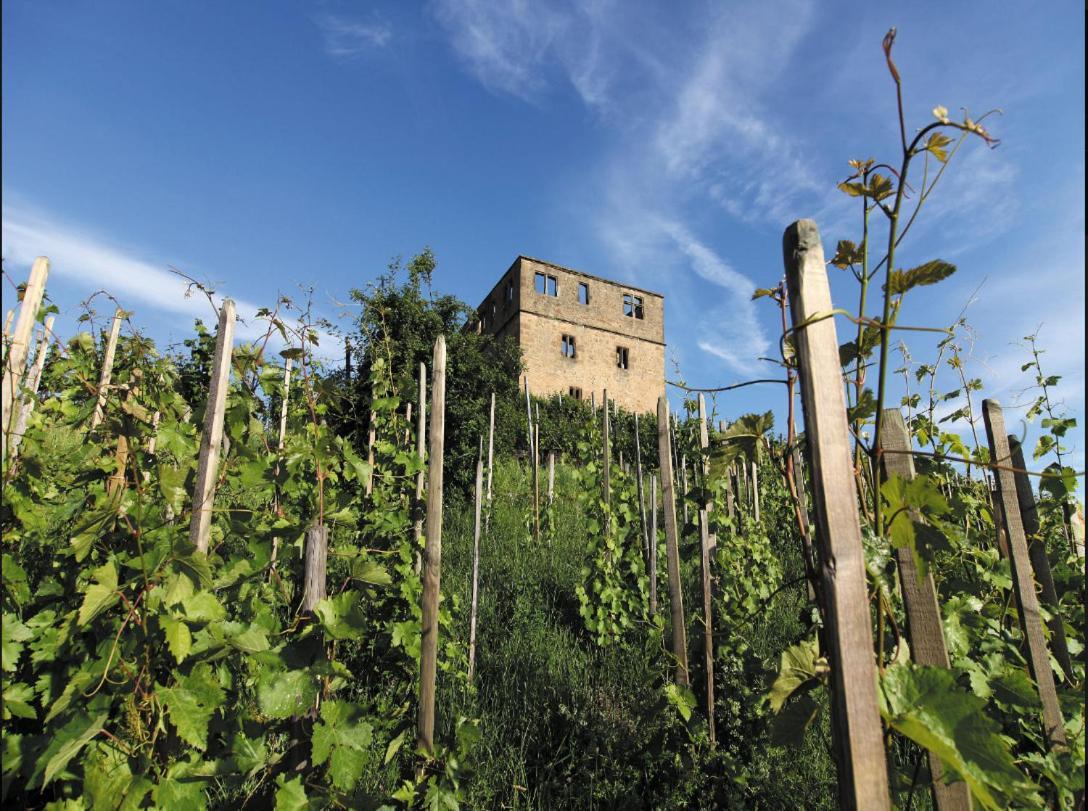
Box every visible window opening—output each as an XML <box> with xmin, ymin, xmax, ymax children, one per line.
<box><xmin>616</xmin><ymin>346</ymin><xmax>630</xmax><ymax>370</ymax></box>
<box><xmin>569</xmin><ymin>386</ymin><xmax>583</xmax><ymax>399</ymax></box>
<box><xmin>561</xmin><ymin>334</ymin><xmax>577</xmax><ymax>358</ymax></box>
<box><xmin>578</xmin><ymin>282</ymin><xmax>589</xmax><ymax>305</ymax></box>
<box><xmin>535</xmin><ymin>272</ymin><xmax>558</xmax><ymax>296</ymax></box>
<box><xmin>623</xmin><ymin>293</ymin><xmax>644</xmax><ymax>319</ymax></box>
<box><xmin>506</xmin><ymin>280</ymin><xmax>514</xmax><ymax>302</ymax></box>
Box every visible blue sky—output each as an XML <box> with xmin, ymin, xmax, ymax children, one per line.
<box><xmin>3</xmin><ymin>1</ymin><xmax>1084</xmax><ymax>475</ymax></box>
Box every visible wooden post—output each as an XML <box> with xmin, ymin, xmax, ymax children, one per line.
<box><xmin>635</xmin><ymin>412</ymin><xmax>649</xmax><ymax>562</ymax></box>
<box><xmin>750</xmin><ymin>460</ymin><xmax>760</xmax><ymax>523</ymax></box>
<box><xmin>278</xmin><ymin>358</ymin><xmax>292</xmax><ymax>450</ymax></box>
<box><xmin>90</xmin><ymin>308</ymin><xmax>124</xmax><ymax>431</ymax></box>
<box><xmin>414</xmin><ymin>362</ymin><xmax>427</xmax><ymax>575</ymax></box>
<box><xmin>650</xmin><ymin>473</ymin><xmax>658</xmax><ymax>615</ymax></box>
<box><xmin>681</xmin><ymin>457</ymin><xmax>690</xmax><ymax>527</ymax></box>
<box><xmin>2</xmin><ymin>257</ymin><xmax>49</xmax><ymax>459</ymax></box>
<box><xmin>784</xmin><ymin>219</ymin><xmax>889</xmax><ymax>809</ymax></box>
<box><xmin>417</xmin><ymin>336</ymin><xmax>446</xmax><ymax>755</ymax></box>
<box><xmin>982</xmin><ymin>400</ymin><xmax>1067</xmax><ymax>750</ymax></box>
<box><xmin>657</xmin><ymin>396</ymin><xmax>689</xmax><ymax>686</ymax></box>
<box><xmin>1008</xmin><ymin>436</ymin><xmax>1073</xmax><ymax>683</ymax></box>
<box><xmin>533</xmin><ymin>420</ymin><xmax>541</xmax><ymax>542</ymax></box>
<box><xmin>697</xmin><ymin>394</ymin><xmax>716</xmax><ymax>745</ymax></box>
<box><xmin>879</xmin><ymin>409</ymin><xmax>972</xmax><ymax>811</ymax></box>
<box><xmin>366</xmin><ymin>397</ymin><xmax>376</xmax><ymax>497</ymax></box>
<box><xmin>524</xmin><ymin>377</ymin><xmax>534</xmax><ymax>458</ymax></box>
<box><xmin>7</xmin><ymin>316</ymin><xmax>55</xmax><ymax>463</ymax></box>
<box><xmin>603</xmin><ymin>389</ymin><xmax>611</xmax><ymax>538</ymax></box>
<box><xmin>486</xmin><ymin>391</ymin><xmax>496</xmax><ymax>507</ymax></box>
<box><xmin>188</xmin><ymin>299</ymin><xmax>236</xmax><ymax>556</ymax></box>
<box><xmin>468</xmin><ymin>452</ymin><xmax>484</xmax><ymax>682</ymax></box>
<box><xmin>301</xmin><ymin>525</ymin><xmax>329</xmax><ymax>612</ymax></box>
<box><xmin>548</xmin><ymin>451</ymin><xmax>555</xmax><ymax>506</ymax></box>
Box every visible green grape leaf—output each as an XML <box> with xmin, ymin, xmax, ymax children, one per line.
<box><xmin>78</xmin><ymin>562</ymin><xmax>119</xmax><ymax>626</ymax></box>
<box><xmin>884</xmin><ymin>260</ymin><xmax>956</xmax><ymax>295</ymax></box>
<box><xmin>257</xmin><ymin>669</ymin><xmax>316</xmax><ymax>720</ymax></box>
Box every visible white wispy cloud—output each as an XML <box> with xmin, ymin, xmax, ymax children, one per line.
<box><xmin>1</xmin><ymin>201</ymin><xmax>341</xmax><ymax>354</ymax></box>
<box><xmin>317</xmin><ymin>13</ymin><xmax>392</xmax><ymax>60</ymax></box>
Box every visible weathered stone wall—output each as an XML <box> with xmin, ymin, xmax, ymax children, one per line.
<box><xmin>476</xmin><ymin>255</ymin><xmax>666</xmax><ymax>414</ymax></box>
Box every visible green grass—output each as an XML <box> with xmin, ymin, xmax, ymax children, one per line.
<box><xmin>434</xmin><ymin>459</ymin><xmax>838</xmax><ymax>809</ymax></box>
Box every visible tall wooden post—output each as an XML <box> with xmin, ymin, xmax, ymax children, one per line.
<box><xmin>278</xmin><ymin>358</ymin><xmax>292</xmax><ymax>450</ymax></box>
<box><xmin>548</xmin><ymin>451</ymin><xmax>555</xmax><ymax>506</ymax></box>
<box><xmin>417</xmin><ymin>336</ymin><xmax>446</xmax><ymax>755</ymax></box>
<box><xmin>697</xmin><ymin>394</ymin><xmax>716</xmax><ymax>745</ymax></box>
<box><xmin>8</xmin><ymin>316</ymin><xmax>55</xmax><ymax>463</ymax></box>
<box><xmin>188</xmin><ymin>300</ymin><xmax>236</xmax><ymax>555</ymax></box>
<box><xmin>301</xmin><ymin>525</ymin><xmax>329</xmax><ymax>612</ymax></box>
<box><xmin>634</xmin><ymin>412</ymin><xmax>649</xmax><ymax>562</ymax></box>
<box><xmin>1007</xmin><ymin>436</ymin><xmax>1073</xmax><ymax>683</ymax></box>
<box><xmin>982</xmin><ymin>400</ymin><xmax>1066</xmax><ymax>751</ymax></box>
<box><xmin>414</xmin><ymin>362</ymin><xmax>427</xmax><ymax>574</ymax></box>
<box><xmin>3</xmin><ymin>257</ymin><xmax>49</xmax><ymax>459</ymax></box>
<box><xmin>879</xmin><ymin>409</ymin><xmax>972</xmax><ymax>811</ymax></box>
<box><xmin>750</xmin><ymin>459</ymin><xmax>760</xmax><ymax>523</ymax></box>
<box><xmin>486</xmin><ymin>391</ymin><xmax>496</xmax><ymax>509</ymax></box>
<box><xmin>657</xmin><ymin>396</ymin><xmax>689</xmax><ymax>686</ymax></box>
<box><xmin>468</xmin><ymin>452</ymin><xmax>484</xmax><ymax>682</ymax></box>
<box><xmin>90</xmin><ymin>308</ymin><xmax>124</xmax><ymax>431</ymax></box>
<box><xmin>783</xmin><ymin>219</ymin><xmax>889</xmax><ymax>809</ymax></box>
<box><xmin>603</xmin><ymin>389</ymin><xmax>611</xmax><ymax>539</ymax></box>
<box><xmin>650</xmin><ymin>473</ymin><xmax>658</xmax><ymax>615</ymax></box>
<box><xmin>681</xmin><ymin>457</ymin><xmax>690</xmax><ymax>527</ymax></box>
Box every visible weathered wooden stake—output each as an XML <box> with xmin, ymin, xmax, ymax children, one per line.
<box><xmin>533</xmin><ymin>420</ymin><xmax>541</xmax><ymax>542</ymax></box>
<box><xmin>603</xmin><ymin>389</ymin><xmax>611</xmax><ymax>538</ymax></box>
<box><xmin>468</xmin><ymin>451</ymin><xmax>484</xmax><ymax>682</ymax></box>
<box><xmin>547</xmin><ymin>451</ymin><xmax>555</xmax><ymax>506</ymax></box>
<box><xmin>1008</xmin><ymin>435</ymin><xmax>1073</xmax><ymax>683</ymax></box>
<box><xmin>414</xmin><ymin>362</ymin><xmax>427</xmax><ymax>575</ymax></box>
<box><xmin>2</xmin><ymin>257</ymin><xmax>49</xmax><ymax>459</ymax></box>
<box><xmin>650</xmin><ymin>473</ymin><xmax>658</xmax><ymax>615</ymax></box>
<box><xmin>301</xmin><ymin>525</ymin><xmax>329</xmax><ymax>612</ymax></box>
<box><xmin>8</xmin><ymin>316</ymin><xmax>55</xmax><ymax>463</ymax></box>
<box><xmin>634</xmin><ymin>412</ymin><xmax>649</xmax><ymax>562</ymax></box>
<box><xmin>879</xmin><ymin>409</ymin><xmax>972</xmax><ymax>811</ymax></box>
<box><xmin>486</xmin><ymin>391</ymin><xmax>496</xmax><ymax>510</ymax></box>
<box><xmin>750</xmin><ymin>459</ymin><xmax>760</xmax><ymax>523</ymax></box>
<box><xmin>188</xmin><ymin>299</ymin><xmax>236</xmax><ymax>556</ymax></box>
<box><xmin>697</xmin><ymin>394</ymin><xmax>716</xmax><ymax>745</ymax></box>
<box><xmin>278</xmin><ymin>358</ymin><xmax>292</xmax><ymax>450</ymax></box>
<box><xmin>417</xmin><ymin>336</ymin><xmax>446</xmax><ymax>755</ymax></box>
<box><xmin>657</xmin><ymin>396</ymin><xmax>689</xmax><ymax>686</ymax></box>
<box><xmin>982</xmin><ymin>400</ymin><xmax>1067</xmax><ymax>751</ymax></box>
<box><xmin>681</xmin><ymin>456</ymin><xmax>690</xmax><ymax>526</ymax></box>
<box><xmin>784</xmin><ymin>219</ymin><xmax>889</xmax><ymax>809</ymax></box>
<box><xmin>90</xmin><ymin>308</ymin><xmax>124</xmax><ymax>431</ymax></box>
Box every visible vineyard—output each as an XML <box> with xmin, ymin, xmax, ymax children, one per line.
<box><xmin>2</xmin><ymin>33</ymin><xmax>1086</xmax><ymax>811</ymax></box>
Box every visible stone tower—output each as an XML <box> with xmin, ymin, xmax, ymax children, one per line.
<box><xmin>476</xmin><ymin>256</ymin><xmax>665</xmax><ymax>413</ymax></box>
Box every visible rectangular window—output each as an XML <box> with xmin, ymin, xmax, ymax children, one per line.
<box><xmin>623</xmin><ymin>293</ymin><xmax>644</xmax><ymax>319</ymax></box>
<box><xmin>616</xmin><ymin>346</ymin><xmax>630</xmax><ymax>370</ymax></box>
<box><xmin>569</xmin><ymin>386</ymin><xmax>583</xmax><ymax>399</ymax></box>
<box><xmin>578</xmin><ymin>282</ymin><xmax>589</xmax><ymax>305</ymax></box>
<box><xmin>561</xmin><ymin>334</ymin><xmax>576</xmax><ymax>358</ymax></box>
<box><xmin>506</xmin><ymin>279</ymin><xmax>514</xmax><ymax>302</ymax></box>
<box><xmin>535</xmin><ymin>271</ymin><xmax>558</xmax><ymax>296</ymax></box>
<box><xmin>491</xmin><ymin>300</ymin><xmax>497</xmax><ymax>318</ymax></box>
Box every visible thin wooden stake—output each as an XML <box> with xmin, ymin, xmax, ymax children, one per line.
<box><xmin>635</xmin><ymin>412</ymin><xmax>649</xmax><ymax>562</ymax></box>
<box><xmin>414</xmin><ymin>362</ymin><xmax>427</xmax><ymax>575</ymax></box>
<box><xmin>982</xmin><ymin>400</ymin><xmax>1067</xmax><ymax>751</ymax></box>
<box><xmin>681</xmin><ymin>457</ymin><xmax>690</xmax><ymax>527</ymax></box>
<box><xmin>657</xmin><ymin>396</ymin><xmax>689</xmax><ymax>686</ymax></box>
<box><xmin>750</xmin><ymin>459</ymin><xmax>760</xmax><ymax>523</ymax></box>
<box><xmin>533</xmin><ymin>420</ymin><xmax>541</xmax><ymax>542</ymax></box>
<box><xmin>486</xmin><ymin>391</ymin><xmax>496</xmax><ymax>507</ymax></box>
<box><xmin>697</xmin><ymin>394</ymin><xmax>716</xmax><ymax>745</ymax></box>
<box><xmin>650</xmin><ymin>473</ymin><xmax>658</xmax><ymax>615</ymax></box>
<box><xmin>784</xmin><ymin>219</ymin><xmax>889</xmax><ymax>809</ymax></box>
<box><xmin>188</xmin><ymin>299</ymin><xmax>236</xmax><ymax>556</ymax></box>
<box><xmin>278</xmin><ymin>358</ymin><xmax>292</xmax><ymax>450</ymax></box>
<box><xmin>7</xmin><ymin>316</ymin><xmax>55</xmax><ymax>463</ymax></box>
<box><xmin>2</xmin><ymin>309</ymin><xmax>13</xmax><ymax>340</ymax></box>
<box><xmin>603</xmin><ymin>389</ymin><xmax>611</xmax><ymax>540</ymax></box>
<box><xmin>1008</xmin><ymin>435</ymin><xmax>1073</xmax><ymax>683</ymax></box>
<box><xmin>548</xmin><ymin>451</ymin><xmax>555</xmax><ymax>506</ymax></box>
<box><xmin>90</xmin><ymin>308</ymin><xmax>124</xmax><ymax>431</ymax></box>
<box><xmin>879</xmin><ymin>409</ymin><xmax>972</xmax><ymax>811</ymax></box>
<box><xmin>2</xmin><ymin>257</ymin><xmax>49</xmax><ymax>459</ymax></box>
<box><xmin>301</xmin><ymin>525</ymin><xmax>329</xmax><ymax>612</ymax></box>
<box><xmin>417</xmin><ymin>336</ymin><xmax>446</xmax><ymax>755</ymax></box>
<box><xmin>468</xmin><ymin>452</ymin><xmax>484</xmax><ymax>682</ymax></box>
